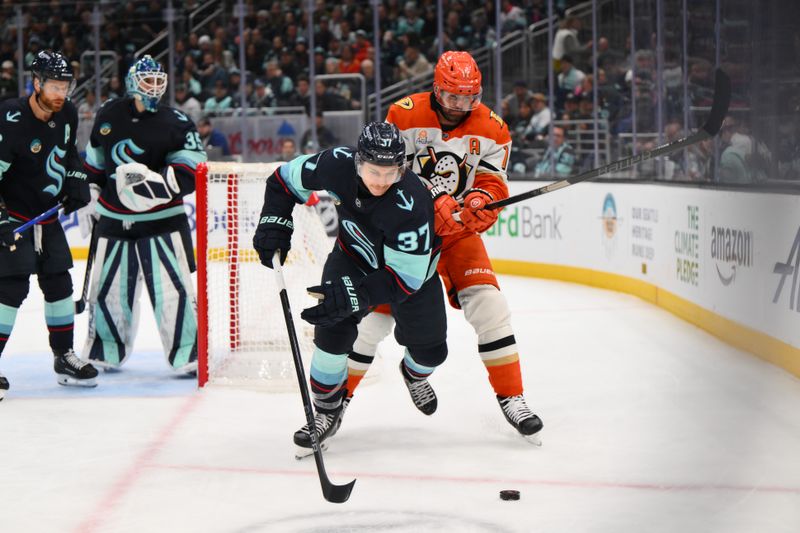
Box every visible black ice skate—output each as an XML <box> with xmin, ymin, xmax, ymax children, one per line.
<box><xmin>497</xmin><ymin>394</ymin><xmax>543</xmax><ymax>445</ymax></box>
<box><xmin>0</xmin><ymin>372</ymin><xmax>8</xmax><ymax>401</ymax></box>
<box><xmin>400</xmin><ymin>361</ymin><xmax>437</xmax><ymax>415</ymax></box>
<box><xmin>54</xmin><ymin>349</ymin><xmax>99</xmax><ymax>387</ymax></box>
<box><xmin>293</xmin><ymin>397</ymin><xmax>349</xmax><ymax>459</ymax></box>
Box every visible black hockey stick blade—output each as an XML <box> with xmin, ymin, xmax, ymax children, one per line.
<box><xmin>273</xmin><ymin>250</ymin><xmax>356</xmax><ymax>503</ymax></box>
<box><xmin>485</xmin><ymin>68</ymin><xmax>732</xmax><ymax>211</ymax></box>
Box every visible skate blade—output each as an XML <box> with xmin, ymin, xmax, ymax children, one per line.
<box><xmin>57</xmin><ymin>376</ymin><xmax>98</xmax><ymax>388</ymax></box>
<box><xmin>523</xmin><ymin>432</ymin><xmax>543</xmax><ymax>447</ymax></box>
<box><xmin>294</xmin><ymin>441</ymin><xmax>328</xmax><ymax>460</ymax></box>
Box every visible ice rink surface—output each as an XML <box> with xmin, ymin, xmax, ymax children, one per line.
<box><xmin>1</xmin><ymin>263</ymin><xmax>799</xmax><ymax>533</ymax></box>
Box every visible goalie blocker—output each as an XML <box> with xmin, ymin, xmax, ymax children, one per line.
<box><xmin>115</xmin><ymin>162</ymin><xmax>180</xmax><ymax>212</ymax></box>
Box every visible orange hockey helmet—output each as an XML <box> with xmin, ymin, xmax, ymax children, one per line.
<box><xmin>433</xmin><ymin>51</ymin><xmax>483</xmax><ymax>112</ymax></box>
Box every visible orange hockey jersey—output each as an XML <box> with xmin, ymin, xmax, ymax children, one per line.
<box><xmin>386</xmin><ymin>92</ymin><xmax>512</xmax><ymax>203</ymax></box>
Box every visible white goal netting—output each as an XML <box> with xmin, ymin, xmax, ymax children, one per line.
<box><xmin>196</xmin><ymin>162</ymin><xmax>331</xmax><ymax>390</ymax></box>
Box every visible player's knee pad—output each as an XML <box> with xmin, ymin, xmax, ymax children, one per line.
<box><xmin>459</xmin><ymin>284</ymin><xmax>514</xmax><ymax>342</ymax></box>
<box><xmin>85</xmin><ymin>236</ymin><xmax>142</xmax><ymax>367</ymax></box>
<box><xmin>407</xmin><ymin>341</ymin><xmax>448</xmax><ymax>368</ymax></box>
<box><xmin>352</xmin><ymin>311</ymin><xmax>395</xmax><ymax>357</ymax></box>
<box><xmin>135</xmin><ymin>231</ymin><xmax>197</xmax><ymax>372</ymax></box>
<box><xmin>37</xmin><ymin>271</ymin><xmax>73</xmax><ymax>301</ymax></box>
<box><xmin>0</xmin><ymin>276</ymin><xmax>30</xmax><ymax>308</ymax></box>
<box><xmin>314</xmin><ymin>317</ymin><xmax>360</xmax><ymax>357</ymax></box>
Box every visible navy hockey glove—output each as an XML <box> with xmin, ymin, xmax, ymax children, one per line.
<box><xmin>253</xmin><ymin>214</ymin><xmax>293</xmax><ymax>268</ymax></box>
<box><xmin>301</xmin><ymin>276</ymin><xmax>369</xmax><ymax>327</ymax></box>
<box><xmin>61</xmin><ymin>169</ymin><xmax>91</xmax><ymax>215</ymax></box>
<box><xmin>0</xmin><ymin>206</ymin><xmax>15</xmax><ymax>248</ymax></box>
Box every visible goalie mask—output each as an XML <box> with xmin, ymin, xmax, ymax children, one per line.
<box><xmin>126</xmin><ymin>55</ymin><xmax>168</xmax><ymax>113</ymax></box>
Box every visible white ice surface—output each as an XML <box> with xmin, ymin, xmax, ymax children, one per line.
<box><xmin>1</xmin><ymin>263</ymin><xmax>799</xmax><ymax>533</ymax></box>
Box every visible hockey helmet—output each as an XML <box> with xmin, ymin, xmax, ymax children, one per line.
<box><xmin>126</xmin><ymin>55</ymin><xmax>168</xmax><ymax>112</ymax></box>
<box><xmin>30</xmin><ymin>50</ymin><xmax>75</xmax><ymax>96</ymax></box>
<box><xmin>355</xmin><ymin>121</ymin><xmax>406</xmax><ymax>185</ymax></box>
<box><xmin>433</xmin><ymin>51</ymin><xmax>482</xmax><ymax>112</ymax></box>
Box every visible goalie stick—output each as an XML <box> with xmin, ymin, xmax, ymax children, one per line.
<box><xmin>485</xmin><ymin>68</ymin><xmax>731</xmax><ymax>210</ymax></box>
<box><xmin>273</xmin><ymin>250</ymin><xmax>356</xmax><ymax>504</ymax></box>
<box><xmin>74</xmin><ymin>223</ymin><xmax>99</xmax><ymax>314</ymax></box>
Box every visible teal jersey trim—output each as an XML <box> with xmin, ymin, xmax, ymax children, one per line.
<box><xmin>166</xmin><ymin>149</ymin><xmax>207</xmax><ymax>169</ymax></box>
<box><xmin>97</xmin><ymin>203</ymin><xmax>185</xmax><ymax>223</ymax></box>
<box><xmin>383</xmin><ymin>245</ymin><xmax>430</xmax><ymax>292</ymax></box>
<box><xmin>278</xmin><ymin>155</ymin><xmax>315</xmax><ymax>203</ymax></box>
<box><xmin>84</xmin><ymin>141</ymin><xmax>105</xmax><ymax>170</ymax></box>
<box><xmin>0</xmin><ymin>158</ymin><xmax>10</xmax><ymax>180</ymax></box>
<box><xmin>425</xmin><ymin>250</ymin><xmax>441</xmax><ymax>281</ymax></box>
<box><xmin>0</xmin><ymin>302</ymin><xmax>19</xmax><ymax>335</ymax></box>
<box><xmin>44</xmin><ymin>297</ymin><xmax>74</xmax><ymax>326</ymax></box>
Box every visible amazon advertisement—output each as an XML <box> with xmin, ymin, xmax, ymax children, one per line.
<box><xmin>482</xmin><ymin>182</ymin><xmax>800</xmax><ymax>351</ymax></box>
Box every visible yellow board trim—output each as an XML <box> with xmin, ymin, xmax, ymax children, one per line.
<box><xmin>491</xmin><ymin>259</ymin><xmax>800</xmax><ymax>379</ymax></box>
<box><xmin>69</xmin><ymin>247</ymin><xmax>798</xmax><ymax>378</ymax></box>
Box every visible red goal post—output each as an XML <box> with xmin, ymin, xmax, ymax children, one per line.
<box><xmin>195</xmin><ymin>161</ymin><xmax>330</xmax><ymax>389</ymax></box>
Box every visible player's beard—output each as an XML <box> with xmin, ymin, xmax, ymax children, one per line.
<box><xmin>37</xmin><ymin>91</ymin><xmax>65</xmax><ymax>113</ymax></box>
<box><xmin>437</xmin><ymin>108</ymin><xmax>468</xmax><ymax>127</ymax></box>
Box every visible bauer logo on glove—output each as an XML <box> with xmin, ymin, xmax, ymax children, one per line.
<box><xmin>115</xmin><ymin>162</ymin><xmax>180</xmax><ymax>212</ymax></box>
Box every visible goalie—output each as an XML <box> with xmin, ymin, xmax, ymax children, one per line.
<box><xmin>77</xmin><ymin>55</ymin><xmax>207</xmax><ymax>374</ymax></box>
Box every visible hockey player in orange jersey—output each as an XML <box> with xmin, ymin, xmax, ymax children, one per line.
<box><xmin>344</xmin><ymin>51</ymin><xmax>543</xmax><ymax>442</ymax></box>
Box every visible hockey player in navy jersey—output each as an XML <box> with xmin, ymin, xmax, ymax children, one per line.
<box><xmin>0</xmin><ymin>50</ymin><xmax>97</xmax><ymax>399</ymax></box>
<box><xmin>78</xmin><ymin>55</ymin><xmax>207</xmax><ymax>375</ymax></box>
<box><xmin>253</xmin><ymin>122</ymin><xmax>447</xmax><ymax>453</ymax></box>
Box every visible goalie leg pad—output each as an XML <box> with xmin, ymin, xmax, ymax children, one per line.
<box><xmin>135</xmin><ymin>230</ymin><xmax>197</xmax><ymax>373</ymax></box>
<box><xmin>84</xmin><ymin>237</ymin><xmax>142</xmax><ymax>368</ymax></box>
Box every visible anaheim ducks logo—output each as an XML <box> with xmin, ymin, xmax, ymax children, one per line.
<box><xmin>394</xmin><ymin>97</ymin><xmax>414</xmax><ymax>110</ymax></box>
<box><xmin>416</xmin><ymin>147</ymin><xmax>473</xmax><ymax>197</ymax></box>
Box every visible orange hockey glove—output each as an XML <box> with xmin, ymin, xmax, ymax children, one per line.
<box><xmin>459</xmin><ymin>188</ymin><xmax>499</xmax><ymax>233</ymax></box>
<box><xmin>431</xmin><ymin>185</ymin><xmax>464</xmax><ymax>236</ymax></box>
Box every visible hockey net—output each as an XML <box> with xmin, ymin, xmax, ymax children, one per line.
<box><xmin>196</xmin><ymin>161</ymin><xmax>331</xmax><ymax>390</ymax></box>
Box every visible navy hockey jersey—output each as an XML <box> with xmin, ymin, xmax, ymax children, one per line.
<box><xmin>0</xmin><ymin>97</ymin><xmax>83</xmax><ymax>221</ymax></box>
<box><xmin>265</xmin><ymin>147</ymin><xmax>439</xmax><ymax>305</ymax></box>
<box><xmin>84</xmin><ymin>97</ymin><xmax>206</xmax><ymax>224</ymax></box>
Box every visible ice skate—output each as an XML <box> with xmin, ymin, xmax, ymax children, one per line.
<box><xmin>497</xmin><ymin>394</ymin><xmax>543</xmax><ymax>445</ymax></box>
<box><xmin>400</xmin><ymin>361</ymin><xmax>437</xmax><ymax>415</ymax></box>
<box><xmin>294</xmin><ymin>397</ymin><xmax>349</xmax><ymax>459</ymax></box>
<box><xmin>0</xmin><ymin>372</ymin><xmax>8</xmax><ymax>401</ymax></box>
<box><xmin>54</xmin><ymin>349</ymin><xmax>99</xmax><ymax>387</ymax></box>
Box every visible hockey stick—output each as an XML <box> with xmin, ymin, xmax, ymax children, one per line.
<box><xmin>8</xmin><ymin>204</ymin><xmax>63</xmax><ymax>251</ymax></box>
<box><xmin>484</xmin><ymin>68</ymin><xmax>731</xmax><ymax>210</ymax></box>
<box><xmin>273</xmin><ymin>250</ymin><xmax>356</xmax><ymax>504</ymax></box>
<box><xmin>74</xmin><ymin>223</ymin><xmax>99</xmax><ymax>314</ymax></box>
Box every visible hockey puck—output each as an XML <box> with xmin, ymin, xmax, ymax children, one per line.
<box><xmin>499</xmin><ymin>490</ymin><xmax>520</xmax><ymax>501</ymax></box>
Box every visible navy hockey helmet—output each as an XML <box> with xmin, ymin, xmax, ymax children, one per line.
<box><xmin>31</xmin><ymin>50</ymin><xmax>75</xmax><ymax>96</ymax></box>
<box><xmin>126</xmin><ymin>55</ymin><xmax>168</xmax><ymax>112</ymax></box>
<box><xmin>357</xmin><ymin>122</ymin><xmax>406</xmax><ymax>168</ymax></box>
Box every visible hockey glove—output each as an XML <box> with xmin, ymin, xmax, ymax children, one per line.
<box><xmin>115</xmin><ymin>163</ymin><xmax>179</xmax><ymax>212</ymax></box>
<box><xmin>459</xmin><ymin>189</ymin><xmax>499</xmax><ymax>233</ymax></box>
<box><xmin>253</xmin><ymin>214</ymin><xmax>293</xmax><ymax>268</ymax></box>
<box><xmin>0</xmin><ymin>206</ymin><xmax>15</xmax><ymax>248</ymax></box>
<box><xmin>431</xmin><ymin>185</ymin><xmax>464</xmax><ymax>236</ymax></box>
<box><xmin>301</xmin><ymin>276</ymin><xmax>369</xmax><ymax>327</ymax></box>
<box><xmin>76</xmin><ymin>183</ymin><xmax>101</xmax><ymax>239</ymax></box>
<box><xmin>61</xmin><ymin>169</ymin><xmax>91</xmax><ymax>215</ymax></box>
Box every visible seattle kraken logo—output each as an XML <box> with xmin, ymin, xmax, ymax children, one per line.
<box><xmin>341</xmin><ymin>219</ymin><xmax>378</xmax><ymax>268</ymax></box>
<box><xmin>43</xmin><ymin>146</ymin><xmax>67</xmax><ymax>196</ymax></box>
<box><xmin>110</xmin><ymin>139</ymin><xmax>146</xmax><ymax>178</ymax></box>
